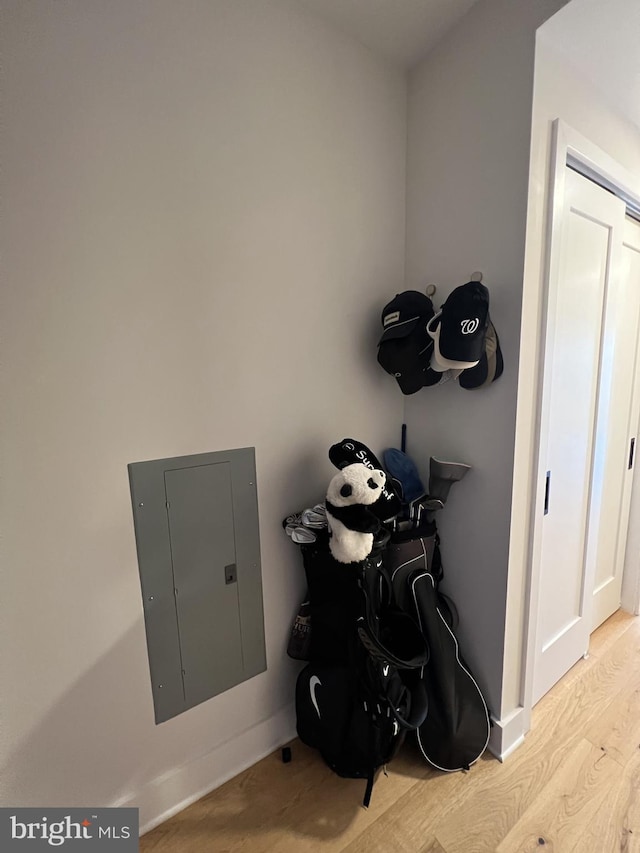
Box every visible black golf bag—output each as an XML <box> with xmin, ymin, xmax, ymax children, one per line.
<box><xmin>294</xmin><ymin>531</ymin><xmax>428</xmax><ymax>807</ymax></box>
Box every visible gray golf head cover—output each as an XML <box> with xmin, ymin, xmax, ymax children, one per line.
<box><xmin>428</xmin><ymin>457</ymin><xmax>471</xmax><ymax>503</ymax></box>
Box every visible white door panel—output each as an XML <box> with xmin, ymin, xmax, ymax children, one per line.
<box><xmin>540</xmin><ymin>209</ymin><xmax>607</xmax><ymax>643</ymax></box>
<box><xmin>589</xmin><ymin>216</ymin><xmax>640</xmax><ymax>629</ymax></box>
<box><xmin>533</xmin><ymin>169</ymin><xmax>627</xmax><ymax>704</ymax></box>
<box><xmin>618</xmin><ymin>220</ymin><xmax>640</xmax><ymax>618</ymax></box>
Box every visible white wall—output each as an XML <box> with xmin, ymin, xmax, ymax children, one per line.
<box><xmin>505</xmin><ymin>35</ymin><xmax>640</xmax><ymax>716</ymax></box>
<box><xmin>0</xmin><ymin>0</ymin><xmax>406</xmax><ymax>829</ymax></box>
<box><xmin>403</xmin><ymin>0</ymin><xmax>567</xmax><ymax>731</ymax></box>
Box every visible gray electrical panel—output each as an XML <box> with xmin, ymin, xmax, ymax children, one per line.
<box><xmin>128</xmin><ymin>448</ymin><xmax>266</xmax><ymax>723</ymax></box>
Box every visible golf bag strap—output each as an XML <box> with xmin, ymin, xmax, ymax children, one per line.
<box><xmin>388</xmin><ymin>678</ymin><xmax>428</xmax><ymax>731</ymax></box>
<box><xmin>356</xmin><ymin>613</ymin><xmax>428</xmax><ymax>670</ymax></box>
<box><xmin>357</xmin><ymin>564</ymin><xmax>429</xmax><ymax>669</ymax></box>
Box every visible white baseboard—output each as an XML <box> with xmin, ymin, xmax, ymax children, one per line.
<box><xmin>119</xmin><ymin>702</ymin><xmax>528</xmax><ymax>833</ymax></box>
<box><xmin>487</xmin><ymin>706</ymin><xmax>527</xmax><ymax>762</ymax></box>
<box><xmin>117</xmin><ymin>705</ymin><xmax>297</xmax><ymax>836</ymax></box>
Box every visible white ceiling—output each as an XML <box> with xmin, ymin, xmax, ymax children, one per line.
<box><xmin>297</xmin><ymin>0</ymin><xmax>481</xmax><ymax>68</ymax></box>
<box><xmin>297</xmin><ymin>0</ymin><xmax>640</xmax><ymax>130</ymax></box>
<box><xmin>539</xmin><ymin>0</ymin><xmax>640</xmax><ymax>130</ymax></box>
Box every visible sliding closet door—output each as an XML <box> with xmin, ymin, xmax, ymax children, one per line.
<box><xmin>589</xmin><ymin>216</ymin><xmax>640</xmax><ymax>629</ymax></box>
<box><xmin>532</xmin><ymin>168</ymin><xmax>627</xmax><ymax>705</ymax></box>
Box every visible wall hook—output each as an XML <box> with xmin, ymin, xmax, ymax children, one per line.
<box><xmin>470</xmin><ymin>271</ymin><xmax>483</xmax><ymax>282</ymax></box>
<box><xmin>426</xmin><ymin>283</ymin><xmax>437</xmax><ymax>297</ymax></box>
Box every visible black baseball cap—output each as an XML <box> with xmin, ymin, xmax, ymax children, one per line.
<box><xmin>428</xmin><ymin>281</ymin><xmax>489</xmax><ymax>371</ymax></box>
<box><xmin>459</xmin><ymin>318</ymin><xmax>504</xmax><ymax>389</ymax></box>
<box><xmin>379</xmin><ymin>291</ymin><xmax>434</xmax><ymax>343</ymax></box>
<box><xmin>377</xmin><ymin>291</ymin><xmax>435</xmax><ymax>394</ymax></box>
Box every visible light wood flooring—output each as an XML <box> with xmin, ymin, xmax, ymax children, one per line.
<box><xmin>140</xmin><ymin>609</ymin><xmax>640</xmax><ymax>852</ymax></box>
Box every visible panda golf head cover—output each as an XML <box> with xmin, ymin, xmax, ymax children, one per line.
<box><xmin>328</xmin><ymin>437</ymin><xmax>402</xmax><ymax>521</ymax></box>
<box><xmin>325</xmin><ymin>463</ymin><xmax>385</xmax><ymax>564</ymax></box>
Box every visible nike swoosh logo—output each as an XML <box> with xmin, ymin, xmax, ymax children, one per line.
<box><xmin>309</xmin><ymin>675</ymin><xmax>322</xmax><ymax>717</ymax></box>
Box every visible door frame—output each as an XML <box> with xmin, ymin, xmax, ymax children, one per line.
<box><xmin>521</xmin><ymin>119</ymin><xmax>640</xmax><ymax>729</ymax></box>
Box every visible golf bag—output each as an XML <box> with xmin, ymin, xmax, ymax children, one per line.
<box><xmin>387</xmin><ymin>522</ymin><xmax>491</xmax><ymax>771</ymax></box>
<box><xmin>295</xmin><ymin>532</ymin><xmax>428</xmax><ymax>806</ymax></box>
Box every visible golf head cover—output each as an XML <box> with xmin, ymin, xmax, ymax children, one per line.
<box><xmin>325</xmin><ymin>463</ymin><xmax>385</xmax><ymax>564</ymax></box>
<box><xmin>428</xmin><ymin>457</ymin><xmax>471</xmax><ymax>503</ymax></box>
<box><xmin>382</xmin><ymin>448</ymin><xmax>425</xmax><ymax>504</ymax></box>
<box><xmin>328</xmin><ymin>438</ymin><xmax>402</xmax><ymax>522</ymax></box>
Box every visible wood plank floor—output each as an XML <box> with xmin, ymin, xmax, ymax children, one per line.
<box><xmin>140</xmin><ymin>609</ymin><xmax>640</xmax><ymax>852</ymax></box>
